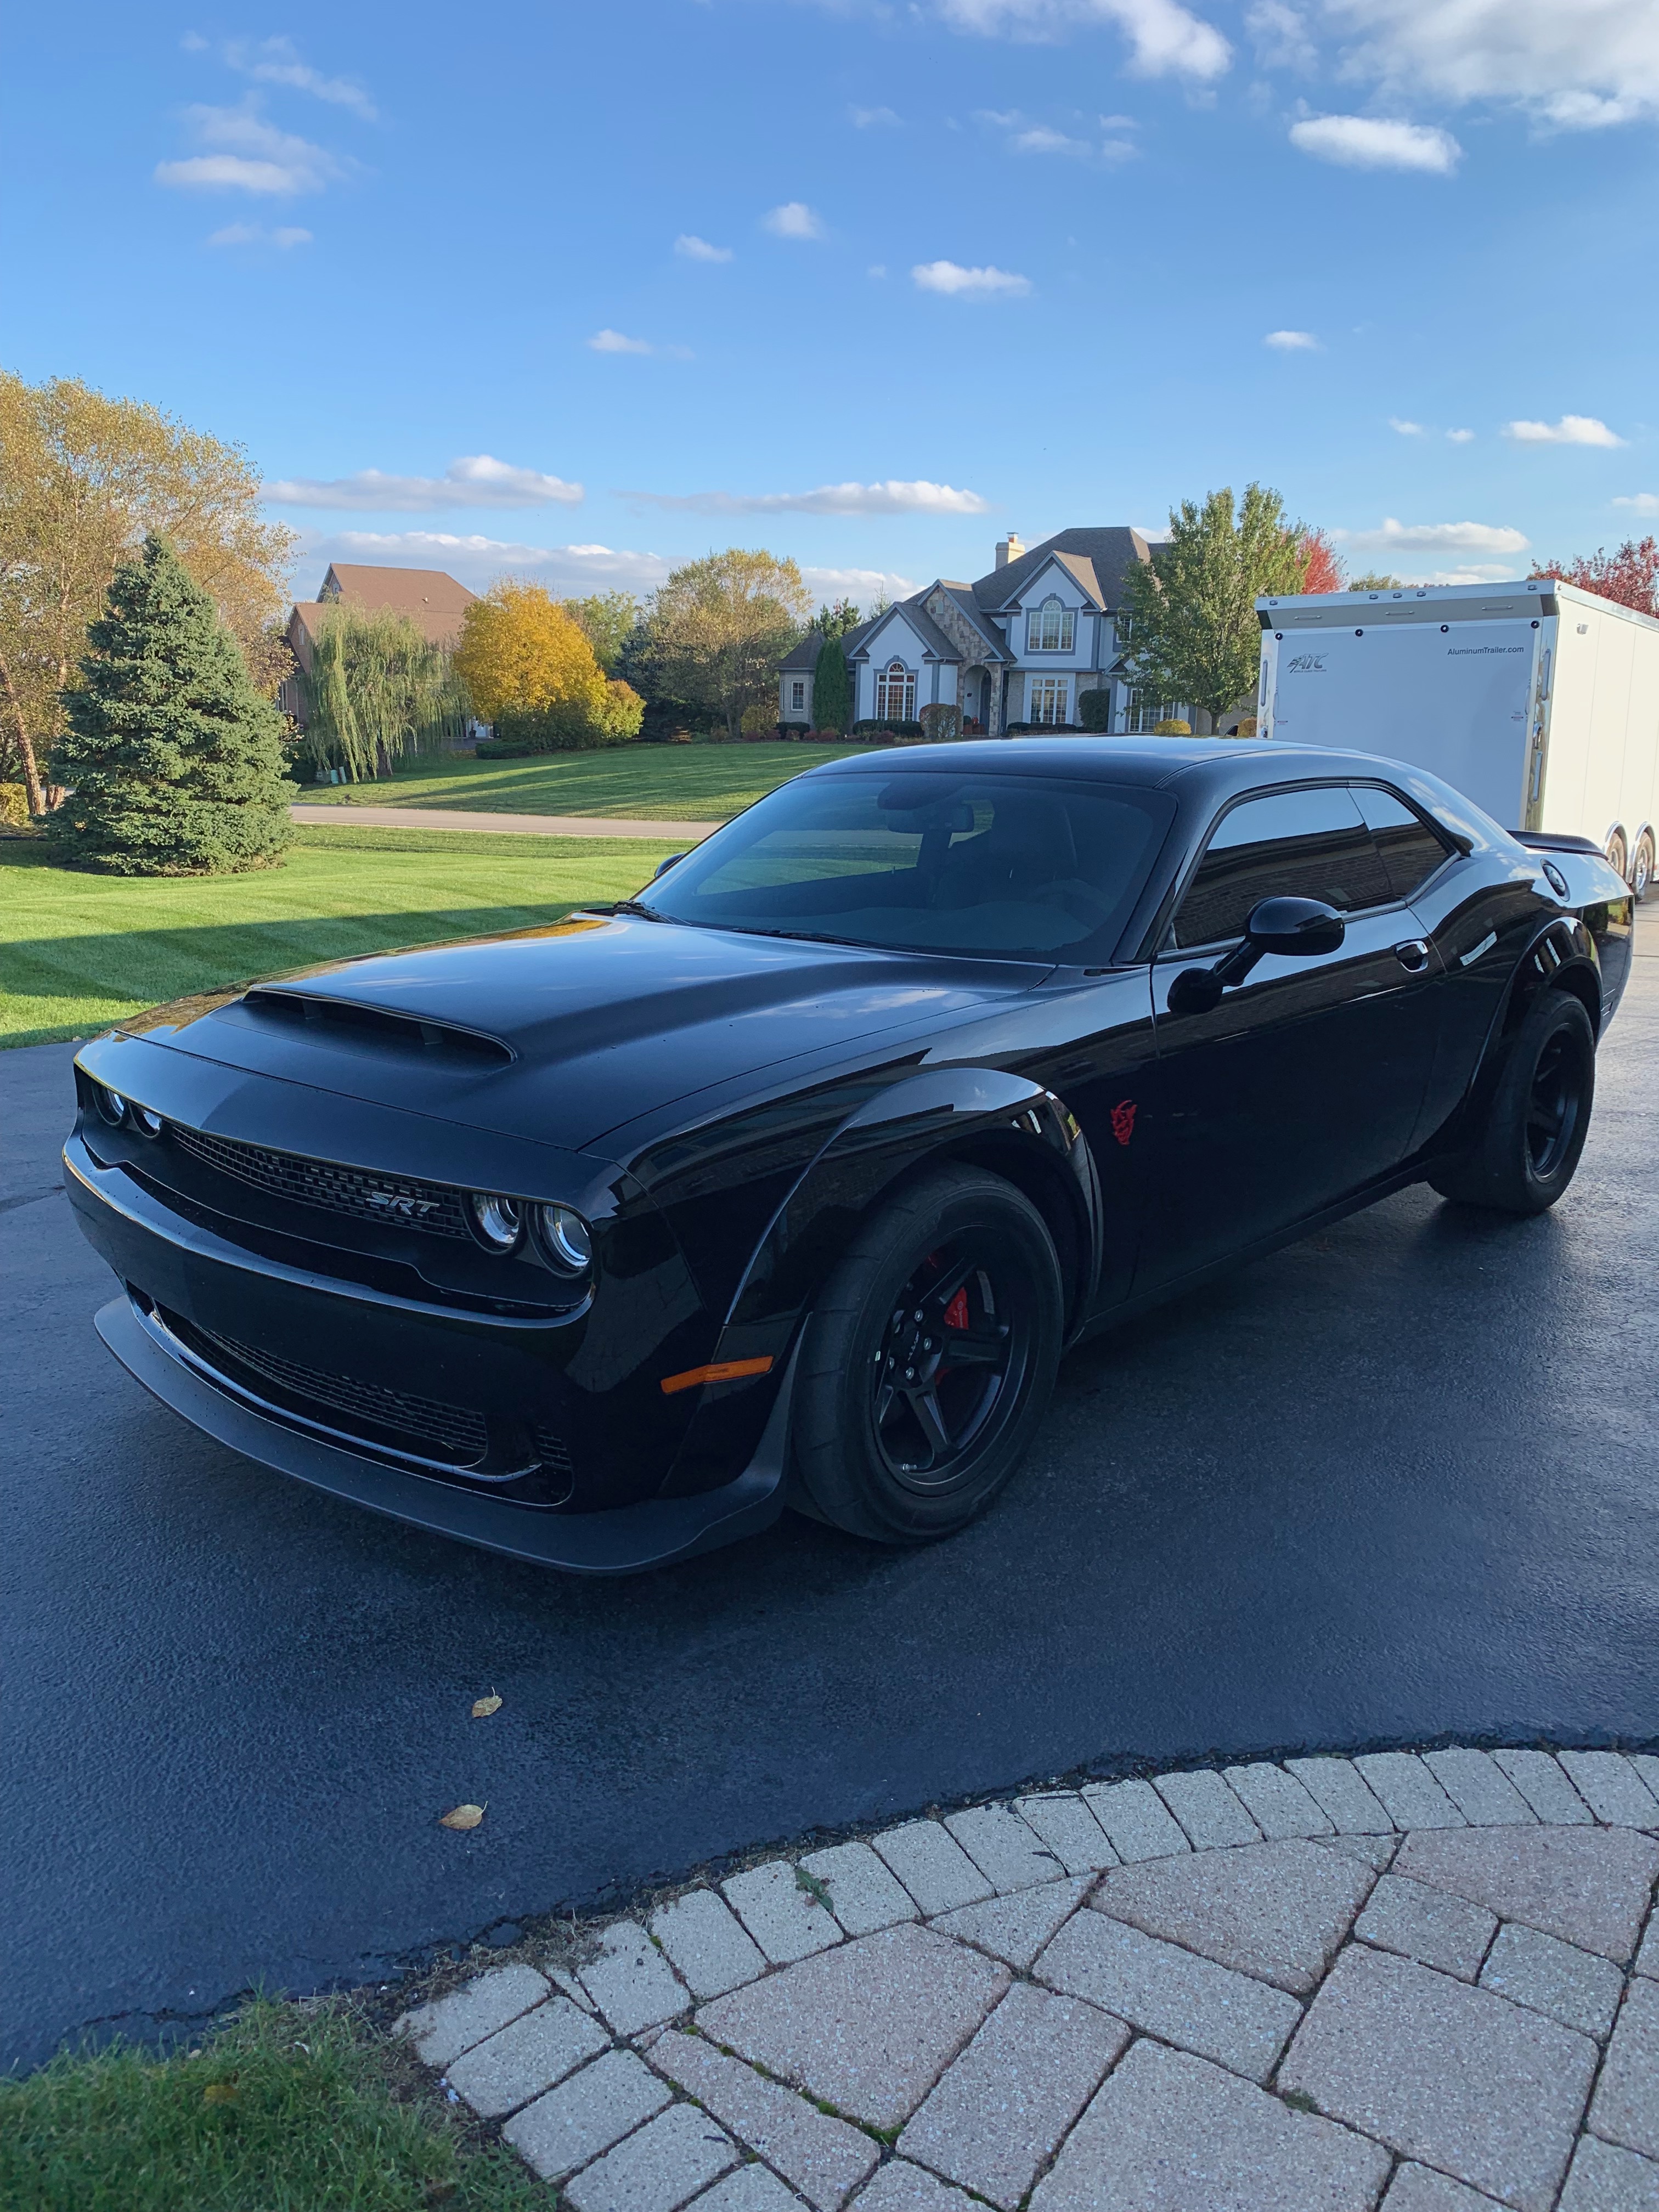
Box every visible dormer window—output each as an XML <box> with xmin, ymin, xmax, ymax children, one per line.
<box><xmin>1026</xmin><ymin>596</ymin><xmax>1075</xmax><ymax>653</ymax></box>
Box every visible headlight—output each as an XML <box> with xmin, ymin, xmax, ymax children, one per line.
<box><xmin>534</xmin><ymin>1204</ymin><xmax>592</xmax><ymax>1276</ymax></box>
<box><xmin>128</xmin><ymin>1102</ymin><xmax>164</xmax><ymax>1137</ymax></box>
<box><xmin>91</xmin><ymin>1083</ymin><xmax>128</xmax><ymax>1128</ymax></box>
<box><xmin>466</xmin><ymin>1192</ymin><xmax>524</xmax><ymax>1253</ymax></box>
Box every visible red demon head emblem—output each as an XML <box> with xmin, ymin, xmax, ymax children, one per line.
<box><xmin>1110</xmin><ymin>1098</ymin><xmax>1137</xmax><ymax>1147</ymax></box>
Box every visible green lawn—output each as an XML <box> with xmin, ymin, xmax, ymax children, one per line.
<box><xmin>0</xmin><ymin>1997</ymin><xmax>543</xmax><ymax>2212</ymax></box>
<box><xmin>295</xmin><ymin>739</ymin><xmax>883</xmax><ymax>821</ymax></box>
<box><xmin>0</xmin><ymin>826</ymin><xmax>676</xmax><ymax>1049</ymax></box>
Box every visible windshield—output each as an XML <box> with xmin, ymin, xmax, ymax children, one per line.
<box><xmin>641</xmin><ymin>770</ymin><xmax>1176</xmax><ymax>963</ymax></box>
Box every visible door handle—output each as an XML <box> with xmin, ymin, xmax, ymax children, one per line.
<box><xmin>1394</xmin><ymin>939</ymin><xmax>1430</xmax><ymax>973</ymax></box>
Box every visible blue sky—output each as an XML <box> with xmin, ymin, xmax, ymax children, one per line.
<box><xmin>7</xmin><ymin>0</ymin><xmax>1659</xmax><ymax>611</ymax></box>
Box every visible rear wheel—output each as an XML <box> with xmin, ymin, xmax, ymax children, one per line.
<box><xmin>1632</xmin><ymin>832</ymin><xmax>1654</xmax><ymax>902</ymax></box>
<box><xmin>792</xmin><ymin>1166</ymin><xmax>1064</xmax><ymax>1543</ymax></box>
<box><xmin>1429</xmin><ymin>990</ymin><xmax>1596</xmax><ymax>1214</ymax></box>
<box><xmin>1606</xmin><ymin>830</ymin><xmax>1629</xmax><ymax>882</ymax></box>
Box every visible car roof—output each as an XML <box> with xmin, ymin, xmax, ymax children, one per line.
<box><xmin>804</xmin><ymin>736</ymin><xmax>1420</xmax><ymax>799</ymax></box>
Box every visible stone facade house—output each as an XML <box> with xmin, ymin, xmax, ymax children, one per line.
<box><xmin>778</xmin><ymin>527</ymin><xmax>1188</xmax><ymax>737</ymax></box>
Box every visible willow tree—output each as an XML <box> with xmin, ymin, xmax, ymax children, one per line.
<box><xmin>300</xmin><ymin>605</ymin><xmax>468</xmax><ymax>781</ymax></box>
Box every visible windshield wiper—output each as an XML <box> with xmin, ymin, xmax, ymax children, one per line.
<box><xmin>611</xmin><ymin>899</ymin><xmax>670</xmax><ymax>920</ymax></box>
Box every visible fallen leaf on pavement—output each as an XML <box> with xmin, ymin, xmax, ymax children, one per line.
<box><xmin>471</xmin><ymin>1694</ymin><xmax>502</xmax><ymax>1718</ymax></box>
<box><xmin>439</xmin><ymin>1803</ymin><xmax>486</xmax><ymax>1831</ymax></box>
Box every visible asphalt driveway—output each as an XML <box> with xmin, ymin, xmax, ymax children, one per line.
<box><xmin>5</xmin><ymin>919</ymin><xmax>1656</xmax><ymax>2073</ymax></box>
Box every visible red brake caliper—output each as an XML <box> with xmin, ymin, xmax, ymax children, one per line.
<box><xmin>943</xmin><ymin>1288</ymin><xmax>969</xmax><ymax>1331</ymax></box>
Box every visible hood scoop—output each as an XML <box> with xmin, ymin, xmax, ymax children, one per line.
<box><xmin>229</xmin><ymin>989</ymin><xmax>515</xmax><ymax>1069</ymax></box>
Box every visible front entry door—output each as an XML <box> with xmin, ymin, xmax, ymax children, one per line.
<box><xmin>1143</xmin><ymin>783</ymin><xmax>1441</xmax><ymax>1289</ymax></box>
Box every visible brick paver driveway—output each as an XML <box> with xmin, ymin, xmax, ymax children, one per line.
<box><xmin>3</xmin><ymin>918</ymin><xmax>1656</xmax><ymax>2073</ymax></box>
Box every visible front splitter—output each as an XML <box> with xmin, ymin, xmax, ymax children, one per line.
<box><xmin>95</xmin><ymin>1294</ymin><xmax>789</xmax><ymax>1575</ymax></box>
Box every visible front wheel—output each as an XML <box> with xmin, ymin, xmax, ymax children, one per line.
<box><xmin>792</xmin><ymin>1166</ymin><xmax>1064</xmax><ymax>1543</ymax></box>
<box><xmin>1429</xmin><ymin>989</ymin><xmax>1596</xmax><ymax>1214</ymax></box>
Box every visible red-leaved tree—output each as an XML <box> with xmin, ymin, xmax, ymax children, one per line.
<box><xmin>1530</xmin><ymin>537</ymin><xmax>1659</xmax><ymax>617</ymax></box>
<box><xmin>1298</xmin><ymin>528</ymin><xmax>1345</xmax><ymax>594</ymax></box>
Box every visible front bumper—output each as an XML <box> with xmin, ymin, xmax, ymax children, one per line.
<box><xmin>96</xmin><ymin>1294</ymin><xmax>789</xmax><ymax>1572</ymax></box>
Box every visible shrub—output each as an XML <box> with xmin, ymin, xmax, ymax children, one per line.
<box><xmin>1152</xmin><ymin>718</ymin><xmax>1193</xmax><ymax>735</ymax></box>
<box><xmin>1234</xmin><ymin>715</ymin><xmax>1258</xmax><ymax>738</ymax></box>
<box><xmin>487</xmin><ymin>679</ymin><xmax>644</xmax><ymax>754</ymax></box>
<box><xmin>0</xmin><ymin>782</ymin><xmax>36</xmax><ymax>833</ymax></box>
<box><xmin>1077</xmin><ymin>689</ymin><xmax>1113</xmax><ymax>732</ymax></box>
<box><xmin>812</xmin><ymin>634</ymin><xmax>851</xmax><ymax>733</ymax></box>
<box><xmin>852</xmin><ymin>718</ymin><xmax>926</xmax><ymax>740</ymax></box>
<box><xmin>46</xmin><ymin>534</ymin><xmax>294</xmax><ymax>876</ymax></box>
<box><xmin>739</xmin><ymin>701</ymin><xmax>777</xmax><ymax>738</ymax></box>
<box><xmin>918</xmin><ymin>703</ymin><xmax>960</xmax><ymax>744</ymax></box>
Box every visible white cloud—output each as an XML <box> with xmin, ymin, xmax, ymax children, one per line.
<box><xmin>1614</xmin><ymin>493</ymin><xmax>1659</xmax><ymax>512</ymax></box>
<box><xmin>913</xmin><ymin>259</ymin><xmax>1032</xmax><ymax>296</ymax></box>
<box><xmin>588</xmin><ymin>329</ymin><xmax>654</xmax><ymax>354</ymax></box>
<box><xmin>850</xmin><ymin>104</ymin><xmax>901</xmax><ymax>125</ymax></box>
<box><xmin>1247</xmin><ymin>0</ymin><xmax>1317</xmax><ymax>72</ymax></box>
<box><xmin>1389</xmin><ymin>416</ymin><xmax>1425</xmax><ymax>433</ymax></box>
<box><xmin>156</xmin><ymin>105</ymin><xmax>347</xmax><ymax>194</ymax></box>
<box><xmin>224</xmin><ymin>37</ymin><xmax>376</xmax><ymax>120</ymax></box>
<box><xmin>764</xmin><ymin>201</ymin><xmax>826</xmax><ymax>240</ymax></box>
<box><xmin>208</xmin><ymin>222</ymin><xmax>312</xmax><ymax>248</ymax></box>
<box><xmin>1341</xmin><ymin>517</ymin><xmax>1531</xmax><ymax>553</ymax></box>
<box><xmin>265</xmin><ymin>456</ymin><xmax>584</xmax><ymax>511</ymax></box>
<box><xmin>802</xmin><ymin>566</ymin><xmax>921</xmax><ymax>602</ymax></box>
<box><xmin>628</xmin><ymin>480</ymin><xmax>991</xmax><ymax>517</ymax></box>
<box><xmin>936</xmin><ymin>0</ymin><xmax>1231</xmax><ymax>82</ymax></box>
<box><xmin>675</xmin><ymin>234</ymin><xmax>732</xmax><ymax>262</ymax></box>
<box><xmin>1313</xmin><ymin>0</ymin><xmax>1659</xmax><ymax>131</ymax></box>
<box><xmin>296</xmin><ymin>531</ymin><xmax>672</xmax><ymax>595</ymax></box>
<box><xmin>1446</xmin><ymin>427</ymin><xmax>1476</xmax><ymax>442</ymax></box>
<box><xmin>1408</xmin><ymin>563</ymin><xmax>1527</xmax><ymax>585</ymax></box>
<box><xmin>180</xmin><ymin>30</ymin><xmax>208</xmax><ymax>50</ymax></box>
<box><xmin>1289</xmin><ymin>114</ymin><xmax>1460</xmax><ymax>171</ymax></box>
<box><xmin>1265</xmin><ymin>328</ymin><xmax>1319</xmax><ymax>349</ymax></box>
<box><xmin>868</xmin><ymin>263</ymin><xmax>888</xmax><ymax>278</ymax></box>
<box><xmin>1503</xmin><ymin>414</ymin><xmax>1625</xmax><ymax>446</ymax></box>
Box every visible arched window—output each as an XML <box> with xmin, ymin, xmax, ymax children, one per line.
<box><xmin>874</xmin><ymin>658</ymin><xmax>916</xmax><ymax>722</ymax></box>
<box><xmin>1026</xmin><ymin>596</ymin><xmax>1075</xmax><ymax>653</ymax></box>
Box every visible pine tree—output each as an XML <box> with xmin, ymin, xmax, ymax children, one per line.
<box><xmin>812</xmin><ymin>632</ymin><xmax>851</xmax><ymax>732</ymax></box>
<box><xmin>46</xmin><ymin>534</ymin><xmax>295</xmax><ymax>874</ymax></box>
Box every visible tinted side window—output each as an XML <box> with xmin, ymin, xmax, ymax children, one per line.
<box><xmin>1353</xmin><ymin>786</ymin><xmax>1453</xmax><ymax>901</ymax></box>
<box><xmin>1172</xmin><ymin>786</ymin><xmax>1392</xmax><ymax>949</ymax></box>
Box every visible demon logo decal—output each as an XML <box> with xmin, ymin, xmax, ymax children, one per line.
<box><xmin>1110</xmin><ymin>1099</ymin><xmax>1138</xmax><ymax>1147</ymax></box>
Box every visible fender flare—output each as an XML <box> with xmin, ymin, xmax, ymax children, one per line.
<box><xmin>718</xmin><ymin>1066</ymin><xmax>1102</xmax><ymax>1356</ymax></box>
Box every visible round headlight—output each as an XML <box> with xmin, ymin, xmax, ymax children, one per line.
<box><xmin>535</xmin><ymin>1204</ymin><xmax>593</xmax><ymax>1275</ymax></box>
<box><xmin>466</xmin><ymin>1192</ymin><xmax>524</xmax><ymax>1253</ymax></box>
<box><xmin>92</xmin><ymin>1084</ymin><xmax>128</xmax><ymax>1127</ymax></box>
<box><xmin>129</xmin><ymin>1102</ymin><xmax>165</xmax><ymax>1138</ymax></box>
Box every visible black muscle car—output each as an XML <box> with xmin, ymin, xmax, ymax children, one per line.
<box><xmin>64</xmin><ymin>740</ymin><xmax>1634</xmax><ymax>1571</ymax></box>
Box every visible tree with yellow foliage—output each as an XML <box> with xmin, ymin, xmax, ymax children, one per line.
<box><xmin>452</xmin><ymin>579</ymin><xmax>641</xmax><ymax>749</ymax></box>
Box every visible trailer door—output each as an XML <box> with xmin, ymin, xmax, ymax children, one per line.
<box><xmin>1266</xmin><ymin>619</ymin><xmax>1537</xmax><ymax>826</ymax></box>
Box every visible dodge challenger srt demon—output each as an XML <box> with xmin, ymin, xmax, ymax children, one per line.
<box><xmin>64</xmin><ymin>739</ymin><xmax>1634</xmax><ymax>1572</ymax></box>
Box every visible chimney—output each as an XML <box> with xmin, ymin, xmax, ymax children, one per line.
<box><xmin>995</xmin><ymin>532</ymin><xmax>1024</xmax><ymax>570</ymax></box>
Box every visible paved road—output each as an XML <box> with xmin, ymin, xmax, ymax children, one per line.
<box><xmin>5</xmin><ymin>922</ymin><xmax>1657</xmax><ymax>2071</ymax></box>
<box><xmin>291</xmin><ymin>804</ymin><xmax>718</xmax><ymax>839</ymax></box>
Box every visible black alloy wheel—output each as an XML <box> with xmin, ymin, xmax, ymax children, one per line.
<box><xmin>1430</xmin><ymin>988</ymin><xmax>1596</xmax><ymax>1215</ymax></box>
<box><xmin>792</xmin><ymin>1166</ymin><xmax>1064</xmax><ymax>1543</ymax></box>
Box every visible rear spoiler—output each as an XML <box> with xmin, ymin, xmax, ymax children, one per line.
<box><xmin>1514</xmin><ymin>831</ymin><xmax>1603</xmax><ymax>856</ymax></box>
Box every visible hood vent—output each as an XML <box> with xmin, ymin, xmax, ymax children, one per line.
<box><xmin>234</xmin><ymin>989</ymin><xmax>515</xmax><ymax>1068</ymax></box>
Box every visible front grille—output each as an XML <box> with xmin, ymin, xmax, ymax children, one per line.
<box><xmin>171</xmin><ymin>1124</ymin><xmax>471</xmax><ymax>1240</ymax></box>
<box><xmin>184</xmin><ymin>1318</ymin><xmax>489</xmax><ymax>1461</ymax></box>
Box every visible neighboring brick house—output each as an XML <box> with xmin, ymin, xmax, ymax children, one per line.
<box><xmin>778</xmin><ymin>528</ymin><xmax>1188</xmax><ymax>737</ymax></box>
<box><xmin>280</xmin><ymin>563</ymin><xmax>478</xmax><ymax>724</ymax></box>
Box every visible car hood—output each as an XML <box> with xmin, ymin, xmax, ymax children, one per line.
<box><xmin>143</xmin><ymin>913</ymin><xmax>1042</xmax><ymax>1155</ymax></box>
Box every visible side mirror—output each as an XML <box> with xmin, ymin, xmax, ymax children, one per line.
<box><xmin>652</xmin><ymin>853</ymin><xmax>686</xmax><ymax>880</ymax></box>
<box><xmin>1243</xmin><ymin>896</ymin><xmax>1346</xmax><ymax>957</ymax></box>
<box><xmin>1166</xmin><ymin>896</ymin><xmax>1346</xmax><ymax>1015</ymax></box>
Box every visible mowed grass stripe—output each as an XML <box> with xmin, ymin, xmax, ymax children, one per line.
<box><xmin>0</xmin><ymin>832</ymin><xmax>674</xmax><ymax>1049</ymax></box>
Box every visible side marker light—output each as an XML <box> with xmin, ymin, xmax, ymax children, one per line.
<box><xmin>659</xmin><ymin>1356</ymin><xmax>775</xmax><ymax>1397</ymax></box>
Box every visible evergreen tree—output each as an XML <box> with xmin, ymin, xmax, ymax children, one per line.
<box><xmin>47</xmin><ymin>535</ymin><xmax>295</xmax><ymax>874</ymax></box>
<box><xmin>812</xmin><ymin>633</ymin><xmax>851</xmax><ymax>731</ymax></box>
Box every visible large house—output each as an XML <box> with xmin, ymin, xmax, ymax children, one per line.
<box><xmin>778</xmin><ymin>527</ymin><xmax>1187</xmax><ymax>737</ymax></box>
<box><xmin>280</xmin><ymin>563</ymin><xmax>477</xmax><ymax>723</ymax></box>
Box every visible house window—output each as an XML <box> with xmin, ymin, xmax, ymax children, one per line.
<box><xmin>1126</xmin><ymin>691</ymin><xmax>1181</xmax><ymax>732</ymax></box>
<box><xmin>1026</xmin><ymin>596</ymin><xmax>1075</xmax><ymax>653</ymax></box>
<box><xmin>791</xmin><ymin>680</ymin><xmax>805</xmax><ymax>712</ymax></box>
<box><xmin>1026</xmin><ymin>676</ymin><xmax>1070</xmax><ymax>726</ymax></box>
<box><xmin>874</xmin><ymin>659</ymin><xmax>916</xmax><ymax>722</ymax></box>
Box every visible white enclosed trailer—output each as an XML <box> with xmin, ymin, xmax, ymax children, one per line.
<box><xmin>1255</xmin><ymin>577</ymin><xmax>1659</xmax><ymax>896</ymax></box>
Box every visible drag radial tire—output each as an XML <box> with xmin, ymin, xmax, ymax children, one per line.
<box><xmin>1430</xmin><ymin>989</ymin><xmax>1596</xmax><ymax>1215</ymax></box>
<box><xmin>792</xmin><ymin>1166</ymin><xmax>1064</xmax><ymax>1544</ymax></box>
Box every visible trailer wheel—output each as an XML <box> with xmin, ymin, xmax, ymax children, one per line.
<box><xmin>1605</xmin><ymin>830</ymin><xmax>1628</xmax><ymax>881</ymax></box>
<box><xmin>1632</xmin><ymin>832</ymin><xmax>1654</xmax><ymax>903</ymax></box>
